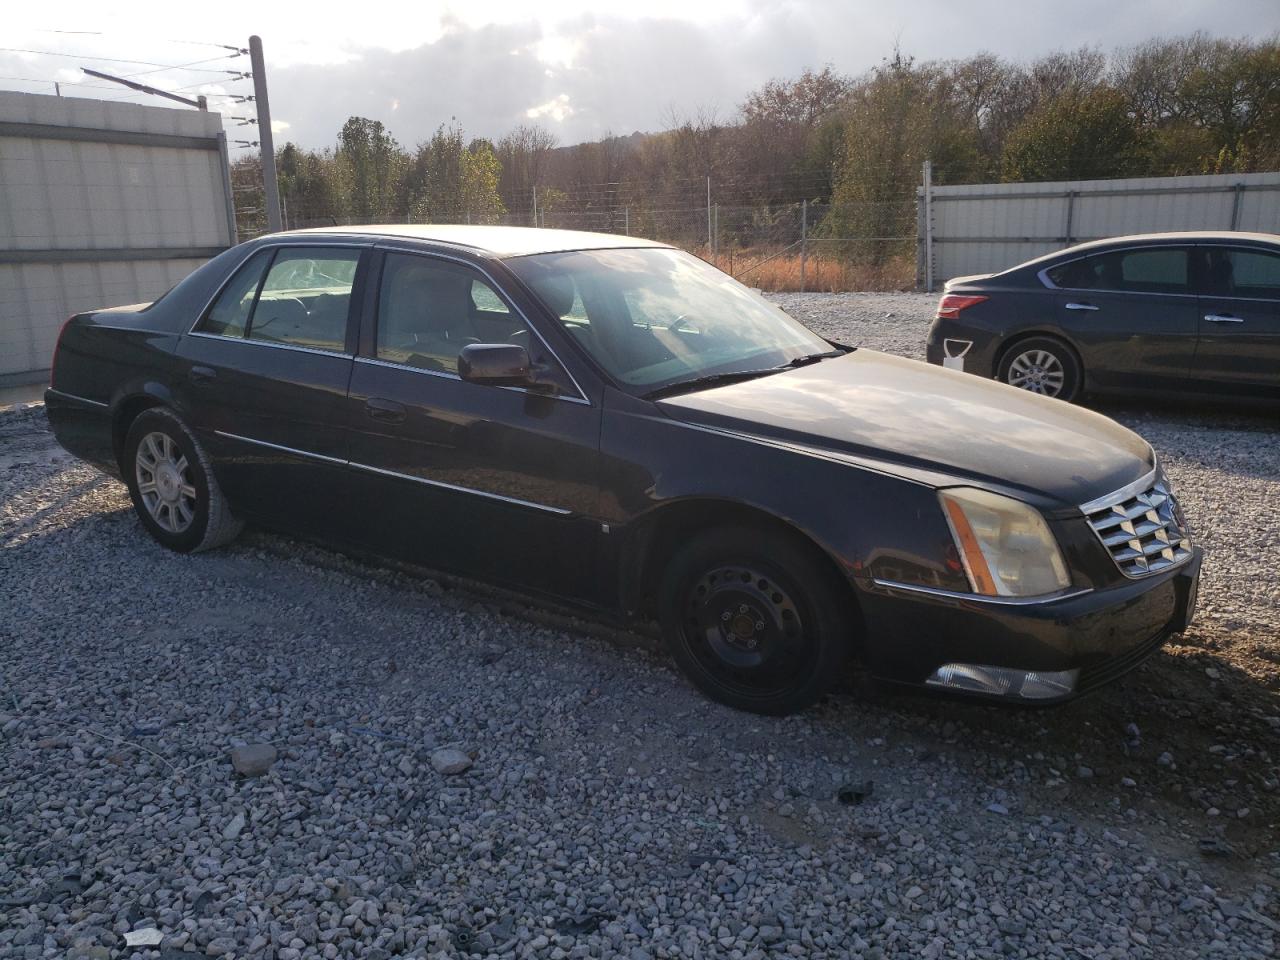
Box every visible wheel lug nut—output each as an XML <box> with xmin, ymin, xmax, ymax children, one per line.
<box><xmin>738</xmin><ymin>604</ymin><xmax>748</xmax><ymax>613</ymax></box>
<box><xmin>720</xmin><ymin>611</ymin><xmax>731</xmax><ymax>622</ymax></box>
<box><xmin>754</xmin><ymin>621</ymin><xmax>765</xmax><ymax>631</ymax></box>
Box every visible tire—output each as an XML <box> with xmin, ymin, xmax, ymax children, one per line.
<box><xmin>997</xmin><ymin>336</ymin><xmax>1082</xmax><ymax>402</ymax></box>
<box><xmin>657</xmin><ymin>527</ymin><xmax>852</xmax><ymax>716</ymax></box>
<box><xmin>123</xmin><ymin>408</ymin><xmax>243</xmax><ymax>553</ymax></box>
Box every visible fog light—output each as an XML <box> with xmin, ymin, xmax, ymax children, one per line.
<box><xmin>926</xmin><ymin>663</ymin><xmax>1078</xmax><ymax>700</ymax></box>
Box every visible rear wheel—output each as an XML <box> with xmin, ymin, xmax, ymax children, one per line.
<box><xmin>997</xmin><ymin>336</ymin><xmax>1082</xmax><ymax>402</ymax></box>
<box><xmin>123</xmin><ymin>408</ymin><xmax>242</xmax><ymax>553</ymax></box>
<box><xmin>658</xmin><ymin>527</ymin><xmax>852</xmax><ymax>715</ymax></box>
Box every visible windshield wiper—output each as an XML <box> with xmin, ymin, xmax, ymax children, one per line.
<box><xmin>782</xmin><ymin>349</ymin><xmax>846</xmax><ymax>368</ymax></box>
<box><xmin>643</xmin><ymin>368</ymin><xmax>782</xmax><ymax>400</ymax></box>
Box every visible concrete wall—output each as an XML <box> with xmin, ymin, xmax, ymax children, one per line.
<box><xmin>919</xmin><ymin>171</ymin><xmax>1280</xmax><ymax>287</ymax></box>
<box><xmin>0</xmin><ymin>92</ymin><xmax>236</xmax><ymax>384</ymax></box>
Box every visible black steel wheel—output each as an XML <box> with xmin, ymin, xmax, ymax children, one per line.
<box><xmin>658</xmin><ymin>527</ymin><xmax>852</xmax><ymax>715</ymax></box>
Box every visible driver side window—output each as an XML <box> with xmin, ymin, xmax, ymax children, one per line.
<box><xmin>374</xmin><ymin>254</ymin><xmax>575</xmax><ymax>395</ymax></box>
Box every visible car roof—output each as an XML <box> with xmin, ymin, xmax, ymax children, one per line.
<box><xmin>272</xmin><ymin>224</ymin><xmax>673</xmax><ymax>258</ymax></box>
<box><xmin>1015</xmin><ymin>231</ymin><xmax>1280</xmax><ymax>271</ymax></box>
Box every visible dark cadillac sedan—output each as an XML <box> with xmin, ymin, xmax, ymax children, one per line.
<box><xmin>926</xmin><ymin>231</ymin><xmax>1280</xmax><ymax>403</ymax></box>
<box><xmin>47</xmin><ymin>226</ymin><xmax>1201</xmax><ymax>715</ymax></box>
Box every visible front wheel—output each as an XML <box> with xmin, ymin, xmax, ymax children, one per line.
<box><xmin>123</xmin><ymin>408</ymin><xmax>243</xmax><ymax>553</ymax></box>
<box><xmin>658</xmin><ymin>527</ymin><xmax>853</xmax><ymax>715</ymax></box>
<box><xmin>997</xmin><ymin>336</ymin><xmax>1082</xmax><ymax>402</ymax></box>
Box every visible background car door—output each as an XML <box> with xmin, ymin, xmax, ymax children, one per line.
<box><xmin>1046</xmin><ymin>245</ymin><xmax>1199</xmax><ymax>393</ymax></box>
<box><xmin>175</xmin><ymin>244</ymin><xmax>366</xmax><ymax>527</ymax></box>
<box><xmin>341</xmin><ymin>249</ymin><xmax>603</xmax><ymax>602</ymax></box>
<box><xmin>1191</xmin><ymin>245</ymin><xmax>1280</xmax><ymax>399</ymax></box>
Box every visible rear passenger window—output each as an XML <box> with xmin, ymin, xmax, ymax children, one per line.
<box><xmin>1214</xmin><ymin>249</ymin><xmax>1280</xmax><ymax>299</ymax></box>
<box><xmin>246</xmin><ymin>248</ymin><xmax>359</xmax><ymax>353</ymax></box>
<box><xmin>197</xmin><ymin>250</ymin><xmax>271</xmax><ymax>337</ymax></box>
<box><xmin>1049</xmin><ymin>248</ymin><xmax>1189</xmax><ymax>295</ymax></box>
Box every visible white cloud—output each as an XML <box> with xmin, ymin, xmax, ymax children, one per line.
<box><xmin>525</xmin><ymin>93</ymin><xmax>574</xmax><ymax>123</ymax></box>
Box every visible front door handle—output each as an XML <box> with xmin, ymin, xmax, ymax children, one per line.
<box><xmin>1064</xmin><ymin>302</ymin><xmax>1099</xmax><ymax>311</ymax></box>
<box><xmin>188</xmin><ymin>365</ymin><xmax>217</xmax><ymax>385</ymax></box>
<box><xmin>365</xmin><ymin>397</ymin><xmax>406</xmax><ymax>423</ymax></box>
<box><xmin>1204</xmin><ymin>313</ymin><xmax>1244</xmax><ymax>324</ymax></box>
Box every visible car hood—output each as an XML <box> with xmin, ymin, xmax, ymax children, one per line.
<box><xmin>656</xmin><ymin>350</ymin><xmax>1154</xmax><ymax>508</ymax></box>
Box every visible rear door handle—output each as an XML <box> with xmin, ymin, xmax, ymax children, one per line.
<box><xmin>365</xmin><ymin>397</ymin><xmax>406</xmax><ymax>423</ymax></box>
<box><xmin>1064</xmin><ymin>302</ymin><xmax>1099</xmax><ymax>311</ymax></box>
<box><xmin>1204</xmin><ymin>313</ymin><xmax>1244</xmax><ymax>324</ymax></box>
<box><xmin>188</xmin><ymin>365</ymin><xmax>217</xmax><ymax>385</ymax></box>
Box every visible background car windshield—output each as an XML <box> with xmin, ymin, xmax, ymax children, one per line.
<box><xmin>507</xmin><ymin>248</ymin><xmax>832</xmax><ymax>389</ymax></box>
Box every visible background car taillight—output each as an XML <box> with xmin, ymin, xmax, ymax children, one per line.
<box><xmin>936</xmin><ymin>294</ymin><xmax>989</xmax><ymax>320</ymax></box>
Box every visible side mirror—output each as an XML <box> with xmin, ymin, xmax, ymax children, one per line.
<box><xmin>457</xmin><ymin>343</ymin><xmax>555</xmax><ymax>391</ymax></box>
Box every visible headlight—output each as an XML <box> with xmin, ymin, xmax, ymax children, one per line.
<box><xmin>939</xmin><ymin>487</ymin><xmax>1071</xmax><ymax>597</ymax></box>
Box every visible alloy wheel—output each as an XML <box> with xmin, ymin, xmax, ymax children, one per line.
<box><xmin>1006</xmin><ymin>349</ymin><xmax>1066</xmax><ymax>396</ymax></box>
<box><xmin>134</xmin><ymin>431</ymin><xmax>197</xmax><ymax>533</ymax></box>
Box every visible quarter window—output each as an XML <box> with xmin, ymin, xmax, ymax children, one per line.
<box><xmin>196</xmin><ymin>250</ymin><xmax>271</xmax><ymax>337</ymax></box>
<box><xmin>246</xmin><ymin>248</ymin><xmax>359</xmax><ymax>352</ymax></box>
<box><xmin>1049</xmin><ymin>248</ymin><xmax>1190</xmax><ymax>295</ymax></box>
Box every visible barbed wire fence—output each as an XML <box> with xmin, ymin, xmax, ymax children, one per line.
<box><xmin>230</xmin><ymin>161</ymin><xmax>920</xmax><ymax>292</ymax></box>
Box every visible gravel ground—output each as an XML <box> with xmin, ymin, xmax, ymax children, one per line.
<box><xmin>1</xmin><ymin>293</ymin><xmax>1277</xmax><ymax>959</ymax></box>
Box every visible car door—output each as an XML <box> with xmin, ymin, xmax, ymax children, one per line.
<box><xmin>1045</xmin><ymin>245</ymin><xmax>1199</xmax><ymax>394</ymax></box>
<box><xmin>1190</xmin><ymin>244</ymin><xmax>1280</xmax><ymax>399</ymax></box>
<box><xmin>174</xmin><ymin>243</ymin><xmax>368</xmax><ymax>528</ymax></box>
<box><xmin>341</xmin><ymin>247</ymin><xmax>604</xmax><ymax>602</ymax></box>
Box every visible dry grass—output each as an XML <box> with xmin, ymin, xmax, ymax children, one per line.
<box><xmin>707</xmin><ymin>249</ymin><xmax>916</xmax><ymax>292</ymax></box>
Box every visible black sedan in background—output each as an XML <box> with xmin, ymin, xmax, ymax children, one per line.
<box><xmin>926</xmin><ymin>231</ymin><xmax>1280</xmax><ymax>403</ymax></box>
<box><xmin>48</xmin><ymin>226</ymin><xmax>1200</xmax><ymax>715</ymax></box>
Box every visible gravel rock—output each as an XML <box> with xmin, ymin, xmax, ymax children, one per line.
<box><xmin>430</xmin><ymin>748</ymin><xmax>473</xmax><ymax>775</ymax></box>
<box><xmin>230</xmin><ymin>742</ymin><xmax>278</xmax><ymax>777</ymax></box>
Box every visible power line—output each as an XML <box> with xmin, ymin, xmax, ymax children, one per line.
<box><xmin>0</xmin><ymin>46</ymin><xmax>243</xmax><ymax>73</ymax></box>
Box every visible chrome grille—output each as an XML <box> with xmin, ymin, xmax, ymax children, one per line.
<box><xmin>1082</xmin><ymin>473</ymin><xmax>1192</xmax><ymax>578</ymax></box>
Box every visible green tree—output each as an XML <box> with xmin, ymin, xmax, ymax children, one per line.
<box><xmin>1001</xmin><ymin>88</ymin><xmax>1146</xmax><ymax>181</ymax></box>
<box><xmin>335</xmin><ymin>117</ymin><xmax>407</xmax><ymax>222</ymax></box>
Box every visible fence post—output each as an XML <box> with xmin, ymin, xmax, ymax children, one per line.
<box><xmin>1230</xmin><ymin>183</ymin><xmax>1245</xmax><ymax>230</ymax></box>
<box><xmin>625</xmin><ymin>206</ymin><xmax>630</xmax><ymax>236</ymax></box>
<box><xmin>706</xmin><ymin>176</ymin><xmax>713</xmax><ymax>253</ymax></box>
<box><xmin>1064</xmin><ymin>190</ymin><xmax>1076</xmax><ymax>246</ymax></box>
<box><xmin>923</xmin><ymin>160</ymin><xmax>934</xmax><ymax>293</ymax></box>
<box><xmin>532</xmin><ymin>186</ymin><xmax>538</xmax><ymax>228</ymax></box>
<box><xmin>800</xmin><ymin>199</ymin><xmax>808</xmax><ymax>293</ymax></box>
<box><xmin>713</xmin><ymin>204</ymin><xmax>719</xmax><ymax>259</ymax></box>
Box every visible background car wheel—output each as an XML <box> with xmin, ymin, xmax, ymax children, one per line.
<box><xmin>658</xmin><ymin>527</ymin><xmax>852</xmax><ymax>716</ymax></box>
<box><xmin>124</xmin><ymin>408</ymin><xmax>242</xmax><ymax>553</ymax></box>
<box><xmin>997</xmin><ymin>336</ymin><xmax>1082</xmax><ymax>401</ymax></box>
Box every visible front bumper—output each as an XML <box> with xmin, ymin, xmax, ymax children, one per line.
<box><xmin>857</xmin><ymin>547</ymin><xmax>1203</xmax><ymax>703</ymax></box>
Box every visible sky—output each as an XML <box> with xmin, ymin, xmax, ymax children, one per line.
<box><xmin>3</xmin><ymin>0</ymin><xmax>1278</xmax><ymax>156</ymax></box>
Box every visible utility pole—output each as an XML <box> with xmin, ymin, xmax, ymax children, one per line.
<box><xmin>249</xmin><ymin>35</ymin><xmax>282</xmax><ymax>233</ymax></box>
<box><xmin>922</xmin><ymin>160</ymin><xmax>934</xmax><ymax>293</ymax></box>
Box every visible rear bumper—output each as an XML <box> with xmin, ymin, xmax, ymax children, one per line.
<box><xmin>858</xmin><ymin>547</ymin><xmax>1203</xmax><ymax>703</ymax></box>
<box><xmin>45</xmin><ymin>388</ymin><xmax>119</xmax><ymax>476</ymax></box>
<box><xmin>925</xmin><ymin>320</ymin><xmax>1000</xmax><ymax>378</ymax></box>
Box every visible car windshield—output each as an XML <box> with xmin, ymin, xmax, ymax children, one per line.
<box><xmin>505</xmin><ymin>247</ymin><xmax>836</xmax><ymax>394</ymax></box>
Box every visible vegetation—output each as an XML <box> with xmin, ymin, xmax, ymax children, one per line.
<box><xmin>233</xmin><ymin>33</ymin><xmax>1280</xmax><ymax>288</ymax></box>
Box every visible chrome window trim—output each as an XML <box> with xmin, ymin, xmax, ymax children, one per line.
<box><xmin>212</xmin><ymin>429</ymin><xmax>573</xmax><ymax>516</ymax></box>
<box><xmin>47</xmin><ymin>388</ymin><xmax>109</xmax><ymax>409</ymax></box>
<box><xmin>351</xmin><ymin>355</ymin><xmax>591</xmax><ymax>406</ymax></box>
<box><xmin>187</xmin><ymin>241</ymin><xmax>372</xmax><ymax>338</ymax></box>
<box><xmin>871</xmin><ymin>578</ymin><xmax>1092</xmax><ymax>606</ymax></box>
<box><xmin>1034</xmin><ymin>241</ymin><xmax>1280</xmax><ymax>298</ymax></box>
<box><xmin>188</xmin><ymin>330</ymin><xmax>353</xmax><ymax>360</ymax></box>
<box><xmin>372</xmin><ymin>244</ymin><xmax>592</xmax><ymax>405</ymax></box>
